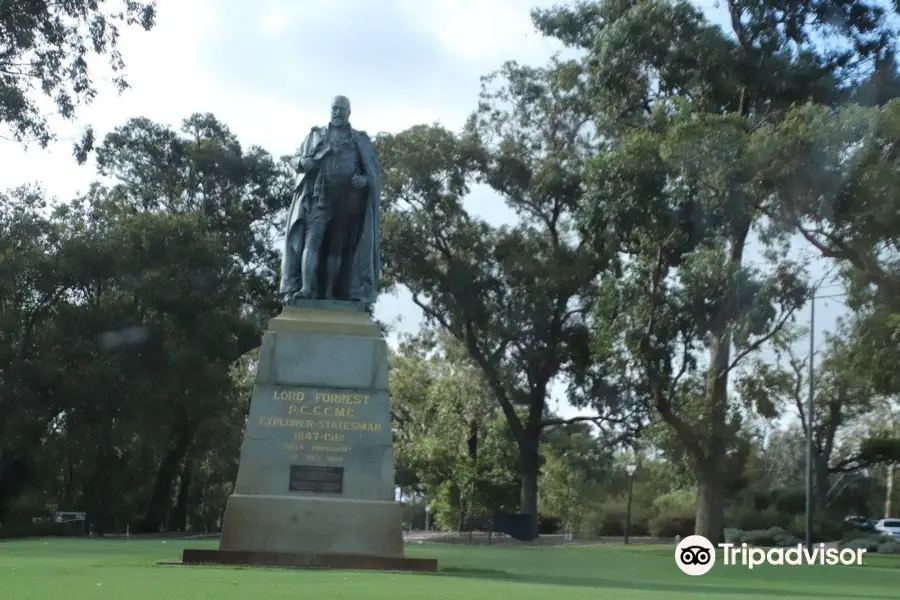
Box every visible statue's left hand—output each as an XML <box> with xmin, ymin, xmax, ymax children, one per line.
<box><xmin>351</xmin><ymin>174</ymin><xmax>367</xmax><ymax>188</ymax></box>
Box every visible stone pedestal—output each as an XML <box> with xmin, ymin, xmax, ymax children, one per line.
<box><xmin>181</xmin><ymin>302</ymin><xmax>436</xmax><ymax>572</ymax></box>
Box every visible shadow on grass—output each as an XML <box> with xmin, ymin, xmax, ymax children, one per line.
<box><xmin>433</xmin><ymin>567</ymin><xmax>895</xmax><ymax>599</ymax></box>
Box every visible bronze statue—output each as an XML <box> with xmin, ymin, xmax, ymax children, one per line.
<box><xmin>280</xmin><ymin>96</ymin><xmax>381</xmax><ymax>305</ymax></box>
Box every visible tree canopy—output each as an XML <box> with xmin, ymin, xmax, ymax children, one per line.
<box><xmin>0</xmin><ymin>0</ymin><xmax>156</xmax><ymax>161</ymax></box>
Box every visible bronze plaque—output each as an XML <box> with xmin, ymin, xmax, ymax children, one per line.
<box><xmin>289</xmin><ymin>465</ymin><xmax>343</xmax><ymax>493</ymax></box>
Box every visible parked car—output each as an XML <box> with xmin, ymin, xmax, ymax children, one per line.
<box><xmin>873</xmin><ymin>519</ymin><xmax>900</xmax><ymax>537</ymax></box>
<box><xmin>844</xmin><ymin>516</ymin><xmax>875</xmax><ymax>531</ymax></box>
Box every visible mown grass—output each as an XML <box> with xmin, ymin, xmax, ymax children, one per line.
<box><xmin>1</xmin><ymin>538</ymin><xmax>898</xmax><ymax>599</ymax></box>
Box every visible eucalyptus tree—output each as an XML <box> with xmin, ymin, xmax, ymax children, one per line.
<box><xmin>531</xmin><ymin>0</ymin><xmax>897</xmax><ymax>541</ymax></box>
<box><xmin>377</xmin><ymin>58</ymin><xmax>635</xmax><ymax>536</ymax></box>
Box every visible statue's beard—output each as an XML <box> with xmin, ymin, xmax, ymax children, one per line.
<box><xmin>330</xmin><ymin>116</ymin><xmax>348</xmax><ymax>127</ymax></box>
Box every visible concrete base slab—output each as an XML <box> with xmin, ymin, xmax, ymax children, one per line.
<box><xmin>179</xmin><ymin>548</ymin><xmax>437</xmax><ymax>572</ymax></box>
<box><xmin>218</xmin><ymin>493</ymin><xmax>404</xmax><ymax>557</ymax></box>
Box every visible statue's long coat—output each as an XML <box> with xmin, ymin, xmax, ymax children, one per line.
<box><xmin>280</xmin><ymin>125</ymin><xmax>381</xmax><ymax>304</ymax></box>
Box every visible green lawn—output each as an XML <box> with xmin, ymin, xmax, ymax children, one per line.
<box><xmin>1</xmin><ymin>538</ymin><xmax>898</xmax><ymax>600</ymax></box>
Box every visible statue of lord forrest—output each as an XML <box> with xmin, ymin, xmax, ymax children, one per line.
<box><xmin>280</xmin><ymin>95</ymin><xmax>381</xmax><ymax>306</ymax></box>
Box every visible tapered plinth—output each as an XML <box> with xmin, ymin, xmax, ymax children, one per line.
<box><xmin>182</xmin><ymin>302</ymin><xmax>431</xmax><ymax>571</ymax></box>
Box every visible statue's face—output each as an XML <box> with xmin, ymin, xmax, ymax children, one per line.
<box><xmin>331</xmin><ymin>97</ymin><xmax>350</xmax><ymax>124</ymax></box>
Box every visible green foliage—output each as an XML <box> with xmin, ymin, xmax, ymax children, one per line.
<box><xmin>745</xmin><ymin>320</ymin><xmax>898</xmax><ymax>508</ymax></box>
<box><xmin>858</xmin><ymin>433</ymin><xmax>900</xmax><ymax>465</ymax></box>
<box><xmin>0</xmin><ymin>518</ymin><xmax>78</xmax><ymax>539</ymax></box>
<box><xmin>0</xmin><ymin>112</ymin><xmax>284</xmax><ymax>531</ymax></box>
<box><xmin>647</xmin><ymin>490</ymin><xmax>696</xmax><ymax>537</ymax></box>
<box><xmin>581</xmin><ymin>107</ymin><xmax>811</xmax><ymax>461</ymax></box>
<box><xmin>594</xmin><ymin>497</ymin><xmax>648</xmax><ymax>537</ymax></box>
<box><xmin>390</xmin><ymin>331</ymin><xmax>519</xmax><ymax>526</ymax></box>
<box><xmin>431</xmin><ymin>478</ymin><xmax>462</xmax><ymax>531</ymax></box>
<box><xmin>845</xmin><ymin>309</ymin><xmax>900</xmax><ymax>397</ymax></box>
<box><xmin>531</xmin><ymin>0</ymin><xmax>900</xmax><ymax>542</ymax></box>
<box><xmin>754</xmin><ymin>100</ymin><xmax>900</xmax><ymax>321</ymax></box>
<box><xmin>537</xmin><ymin>423</ymin><xmax>612</xmax><ymax>532</ymax></box>
<box><xmin>534</xmin><ymin>0</ymin><xmax>896</xmax><ymax>113</ymax></box>
<box><xmin>725</xmin><ymin>504</ymin><xmax>788</xmax><ymax>532</ymax></box>
<box><xmin>734</xmin><ymin>361</ymin><xmax>793</xmax><ymax>419</ymax></box>
<box><xmin>725</xmin><ymin>527</ymin><xmax>801</xmax><ymax>547</ymax></box>
<box><xmin>378</xmin><ymin>53</ymin><xmax>634</xmax><ymax>531</ymax></box>
<box><xmin>723</xmin><ymin>478</ymin><xmax>809</xmax><ymax>532</ymax></box>
<box><xmin>0</xmin><ymin>0</ymin><xmax>156</xmax><ymax>161</ymax></box>
<box><xmin>840</xmin><ymin>534</ymin><xmax>900</xmax><ymax>554</ymax></box>
<box><xmin>787</xmin><ymin>516</ymin><xmax>855</xmax><ymax>544</ymax></box>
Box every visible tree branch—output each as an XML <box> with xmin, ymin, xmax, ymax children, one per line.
<box><xmin>667</xmin><ymin>334</ymin><xmax>692</xmax><ymax>399</ymax></box>
<box><xmin>726</xmin><ymin>305</ymin><xmax>798</xmax><ymax>373</ymax></box>
<box><xmin>539</xmin><ymin>414</ymin><xmax>628</xmax><ymax>429</ymax></box>
<box><xmin>829</xmin><ymin>455</ymin><xmax>869</xmax><ymax>473</ymax></box>
<box><xmin>411</xmin><ymin>292</ymin><xmax>527</xmax><ymax>445</ymax></box>
<box><xmin>795</xmin><ymin>221</ymin><xmax>900</xmax><ymax>305</ymax></box>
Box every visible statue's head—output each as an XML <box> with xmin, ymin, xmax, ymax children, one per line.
<box><xmin>330</xmin><ymin>96</ymin><xmax>351</xmax><ymax>126</ymax></box>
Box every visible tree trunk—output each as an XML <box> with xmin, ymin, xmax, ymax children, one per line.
<box><xmin>697</xmin><ymin>333</ymin><xmax>730</xmax><ymax>545</ymax></box>
<box><xmin>138</xmin><ymin>422</ymin><xmax>198</xmax><ymax>533</ymax></box>
<box><xmin>692</xmin><ymin>218</ymin><xmax>750</xmax><ymax>546</ymax></box>
<box><xmin>519</xmin><ymin>437</ymin><xmax>540</xmax><ymax>539</ymax></box>
<box><xmin>886</xmin><ymin>464</ymin><xmax>895</xmax><ymax>519</ymax></box>
<box><xmin>170</xmin><ymin>459</ymin><xmax>193</xmax><ymax>532</ymax></box>
<box><xmin>0</xmin><ymin>451</ymin><xmax>30</xmax><ymax>523</ymax></box>
<box><xmin>63</xmin><ymin>413</ymin><xmax>75</xmax><ymax>506</ymax></box>
<box><xmin>450</xmin><ymin>482</ymin><xmax>464</xmax><ymax>532</ymax></box>
<box><xmin>81</xmin><ymin>418</ymin><xmax>114</xmax><ymax>533</ymax></box>
<box><xmin>696</xmin><ymin>467</ymin><xmax>726</xmax><ymax>543</ymax></box>
<box><xmin>466</xmin><ymin>418</ymin><xmax>478</xmax><ymax>461</ymax></box>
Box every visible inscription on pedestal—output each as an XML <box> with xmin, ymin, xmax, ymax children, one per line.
<box><xmin>248</xmin><ymin>386</ymin><xmax>390</xmax><ymax>472</ymax></box>
<box><xmin>289</xmin><ymin>465</ymin><xmax>344</xmax><ymax>493</ymax></box>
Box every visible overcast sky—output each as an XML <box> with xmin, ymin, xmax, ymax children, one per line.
<box><xmin>0</xmin><ymin>0</ymin><xmax>846</xmax><ymax>420</ymax></box>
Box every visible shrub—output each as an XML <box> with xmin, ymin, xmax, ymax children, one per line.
<box><xmin>650</xmin><ymin>513</ymin><xmax>694</xmax><ymax>538</ymax></box>
<box><xmin>787</xmin><ymin>515</ymin><xmax>847</xmax><ymax>543</ymax></box>
<box><xmin>877</xmin><ymin>541</ymin><xmax>900</xmax><ymax>554</ymax></box>
<box><xmin>430</xmin><ymin>481</ymin><xmax>462</xmax><ymax>531</ymax></box>
<box><xmin>770</xmin><ymin>487</ymin><xmax>806</xmax><ymax>515</ymax></box>
<box><xmin>726</xmin><ymin>504</ymin><xmax>789</xmax><ymax>531</ymax></box>
<box><xmin>582</xmin><ymin>497</ymin><xmax>649</xmax><ymax>537</ymax></box>
<box><xmin>648</xmin><ymin>490</ymin><xmax>695</xmax><ymax>538</ymax></box>
<box><xmin>838</xmin><ymin>534</ymin><xmax>900</xmax><ymax>554</ymax></box>
<box><xmin>724</xmin><ymin>526</ymin><xmax>800</xmax><ymax>547</ymax></box>
<box><xmin>538</xmin><ymin>515</ymin><xmax>564</xmax><ymax>534</ymax></box>
<box><xmin>817</xmin><ymin>518</ymin><xmax>851</xmax><ymax>542</ymax></box>
<box><xmin>0</xmin><ymin>520</ymin><xmax>75</xmax><ymax>539</ymax></box>
<box><xmin>584</xmin><ymin>498</ymin><xmax>626</xmax><ymax>536</ymax></box>
<box><xmin>402</xmin><ymin>503</ymin><xmax>427</xmax><ymax>530</ymax></box>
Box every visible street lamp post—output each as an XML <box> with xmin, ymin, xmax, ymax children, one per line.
<box><xmin>625</xmin><ymin>464</ymin><xmax>637</xmax><ymax>544</ymax></box>
<box><xmin>424</xmin><ymin>503</ymin><xmax>431</xmax><ymax>532</ymax></box>
<box><xmin>806</xmin><ymin>293</ymin><xmax>816</xmax><ymax>551</ymax></box>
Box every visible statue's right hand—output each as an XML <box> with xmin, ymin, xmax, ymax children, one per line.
<box><xmin>300</xmin><ymin>157</ymin><xmax>316</xmax><ymax>171</ymax></box>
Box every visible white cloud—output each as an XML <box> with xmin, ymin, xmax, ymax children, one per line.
<box><xmin>398</xmin><ymin>0</ymin><xmax>565</xmax><ymax>64</ymax></box>
<box><xmin>257</xmin><ymin>0</ymin><xmax>303</xmax><ymax>35</ymax></box>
